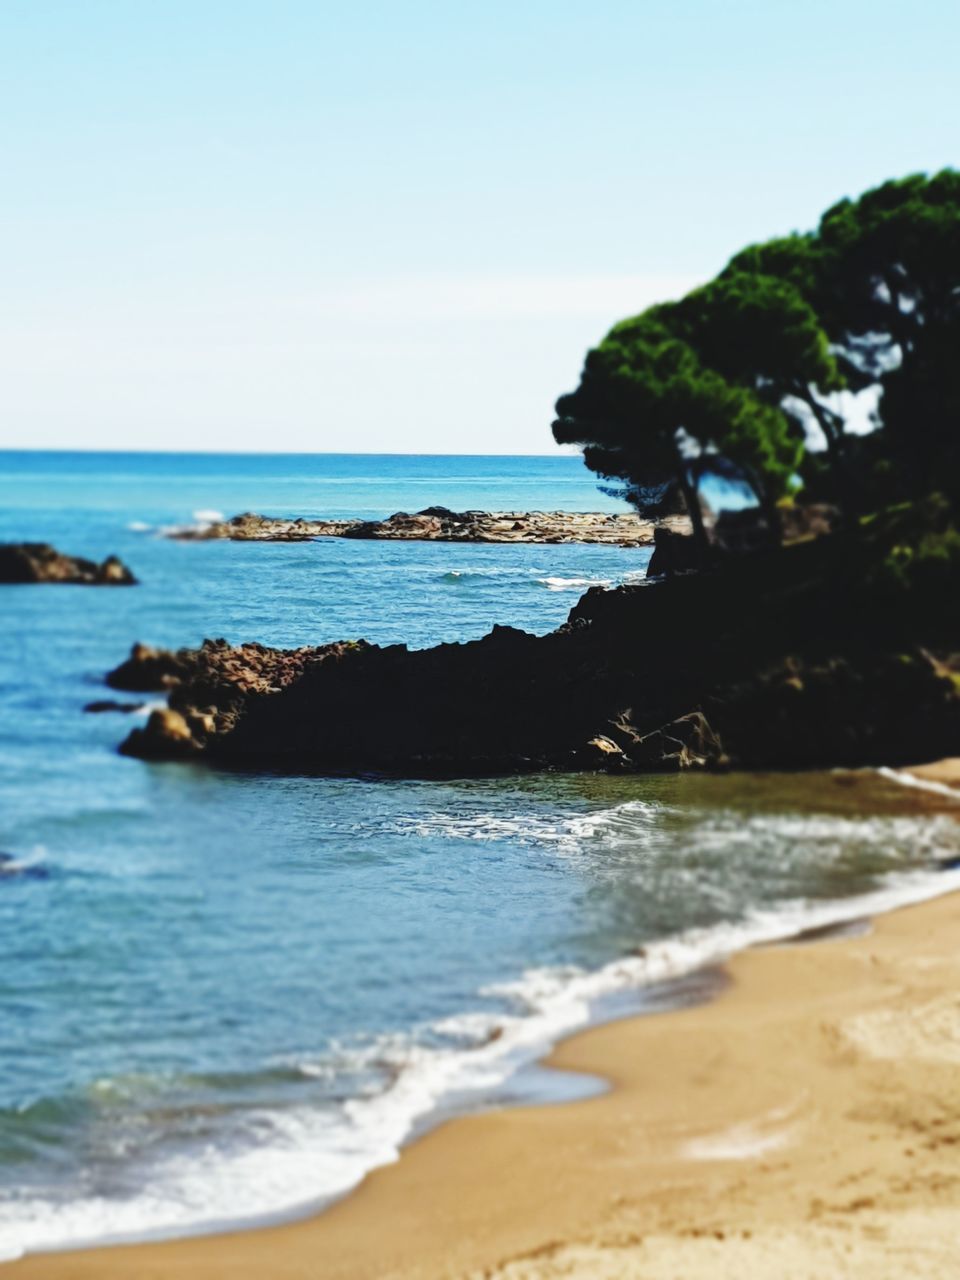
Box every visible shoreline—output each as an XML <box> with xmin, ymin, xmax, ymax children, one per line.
<box><xmin>8</xmin><ymin>764</ymin><xmax>960</xmax><ymax>1277</ymax></box>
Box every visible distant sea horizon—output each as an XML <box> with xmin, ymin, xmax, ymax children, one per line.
<box><xmin>0</xmin><ymin>446</ymin><xmax>581</xmax><ymax>459</ymax></box>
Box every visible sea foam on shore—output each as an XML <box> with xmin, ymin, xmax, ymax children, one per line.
<box><xmin>5</xmin><ymin>833</ymin><xmax>960</xmax><ymax>1262</ymax></box>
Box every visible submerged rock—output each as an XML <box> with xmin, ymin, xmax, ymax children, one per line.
<box><xmin>0</xmin><ymin>544</ymin><xmax>137</xmax><ymax>585</ymax></box>
<box><xmin>84</xmin><ymin>699</ymin><xmax>146</xmax><ymax>714</ymax></box>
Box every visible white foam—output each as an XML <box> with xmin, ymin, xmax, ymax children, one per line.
<box><xmin>7</xmin><ymin>858</ymin><xmax>960</xmax><ymax>1261</ymax></box>
<box><xmin>0</xmin><ymin>850</ymin><xmax>46</xmax><ymax>877</ymax></box>
<box><xmin>159</xmin><ymin>509</ymin><xmax>226</xmax><ymax>538</ymax></box>
<box><xmin>6</xmin><ymin>780</ymin><xmax>960</xmax><ymax>1262</ymax></box>
<box><xmin>125</xmin><ymin>521</ymin><xmax>151</xmax><ymax>533</ymax></box>
<box><xmin>388</xmin><ymin>798</ymin><xmax>659</xmax><ymax>848</ymax></box>
<box><xmin>877</xmin><ymin>765</ymin><xmax>960</xmax><ymax>801</ymax></box>
<box><xmin>438</xmin><ymin>567</ymin><xmax>648</xmax><ymax>592</ymax></box>
<box><xmin>539</xmin><ymin>575</ymin><xmax>611</xmax><ymax>591</ymax></box>
<box><xmin>538</xmin><ymin>569</ymin><xmax>650</xmax><ymax>591</ymax></box>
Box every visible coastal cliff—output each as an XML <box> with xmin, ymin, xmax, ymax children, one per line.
<box><xmin>111</xmin><ymin>525</ymin><xmax>960</xmax><ymax>774</ymax></box>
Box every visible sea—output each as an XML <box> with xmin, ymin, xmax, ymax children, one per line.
<box><xmin>2</xmin><ymin>449</ymin><xmax>960</xmax><ymax>1260</ymax></box>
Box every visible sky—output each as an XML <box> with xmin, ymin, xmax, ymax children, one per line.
<box><xmin>0</xmin><ymin>0</ymin><xmax>956</xmax><ymax>455</ymax></box>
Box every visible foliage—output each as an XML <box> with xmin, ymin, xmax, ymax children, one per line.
<box><xmin>553</xmin><ymin>297</ymin><xmax>805</xmax><ymax>545</ymax></box>
<box><xmin>861</xmin><ymin>495</ymin><xmax>960</xmax><ymax>599</ymax></box>
<box><xmin>556</xmin><ymin>169</ymin><xmax>960</xmax><ymax>533</ymax></box>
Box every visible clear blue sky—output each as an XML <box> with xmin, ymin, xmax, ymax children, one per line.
<box><xmin>0</xmin><ymin>0</ymin><xmax>956</xmax><ymax>453</ymax></box>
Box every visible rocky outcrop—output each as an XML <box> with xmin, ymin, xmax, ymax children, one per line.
<box><xmin>108</xmin><ymin>532</ymin><xmax>960</xmax><ymax>775</ymax></box>
<box><xmin>646</xmin><ymin>526</ymin><xmax>703</xmax><ymax>578</ymax></box>
<box><xmin>0</xmin><ymin>544</ymin><xmax>137</xmax><ymax>585</ymax></box>
<box><xmin>106</xmin><ymin>643</ymin><xmax>198</xmax><ymax>691</ymax></box>
<box><xmin>121</xmin><ymin>708</ymin><xmax>198</xmax><ymax>759</ymax></box>
<box><xmin>169</xmin><ymin>507</ymin><xmax>689</xmax><ymax>547</ymax></box>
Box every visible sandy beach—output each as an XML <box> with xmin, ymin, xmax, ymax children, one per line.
<box><xmin>7</xmin><ymin>766</ymin><xmax>960</xmax><ymax>1279</ymax></box>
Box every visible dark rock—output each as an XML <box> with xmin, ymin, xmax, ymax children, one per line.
<box><xmin>112</xmin><ymin>533</ymin><xmax>960</xmax><ymax>776</ymax></box>
<box><xmin>106</xmin><ymin>643</ymin><xmax>196</xmax><ymax>692</ymax></box>
<box><xmin>582</xmin><ymin>735</ymin><xmax>629</xmax><ymax>771</ymax></box>
<box><xmin>646</xmin><ymin>505</ymin><xmax>840</xmax><ymax>578</ymax></box>
<box><xmin>623</xmin><ymin>711</ymin><xmax>726</xmax><ymax>770</ymax></box>
<box><xmin>712</xmin><ymin>507</ymin><xmax>779</xmax><ymax>555</ymax></box>
<box><xmin>84</xmin><ymin>699</ymin><xmax>145</xmax><ymax>714</ymax></box>
<box><xmin>417</xmin><ymin>505</ymin><xmax>465</xmax><ymax>519</ymax></box>
<box><xmin>0</xmin><ymin>544</ymin><xmax>137</xmax><ymax>585</ymax></box>
<box><xmin>120</xmin><ymin>708</ymin><xmax>198</xmax><ymax>759</ymax></box>
<box><xmin>646</xmin><ymin>527</ymin><xmax>701</xmax><ymax>578</ymax></box>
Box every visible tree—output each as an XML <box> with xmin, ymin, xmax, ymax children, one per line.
<box><xmin>724</xmin><ymin>169</ymin><xmax>960</xmax><ymax>504</ymax></box>
<box><xmin>553</xmin><ymin>329</ymin><xmax>802</xmax><ymax>559</ymax></box>
<box><xmin>557</xmin><ymin>169</ymin><xmax>960</xmax><ymax>537</ymax></box>
<box><xmin>667</xmin><ymin>273</ymin><xmax>849</xmax><ymax>498</ymax></box>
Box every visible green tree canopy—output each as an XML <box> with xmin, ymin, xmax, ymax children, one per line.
<box><xmin>556</xmin><ymin>168</ymin><xmax>960</xmax><ymax>533</ymax></box>
<box><xmin>554</xmin><ymin>324</ymin><xmax>802</xmax><ymax>553</ymax></box>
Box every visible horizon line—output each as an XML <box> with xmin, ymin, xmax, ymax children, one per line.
<box><xmin>0</xmin><ymin>446</ymin><xmax>582</xmax><ymax>460</ymax></box>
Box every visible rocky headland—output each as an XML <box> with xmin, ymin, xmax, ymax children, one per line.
<box><xmin>169</xmin><ymin>507</ymin><xmax>688</xmax><ymax>546</ymax></box>
<box><xmin>0</xmin><ymin>543</ymin><xmax>137</xmax><ymax>585</ymax></box>
<box><xmin>109</xmin><ymin>522</ymin><xmax>960</xmax><ymax>775</ymax></box>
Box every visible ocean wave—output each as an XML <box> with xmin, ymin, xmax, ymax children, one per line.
<box><xmin>440</xmin><ymin>566</ymin><xmax>546</xmax><ymax>584</ymax></box>
<box><xmin>385</xmin><ymin>798</ymin><xmax>660</xmax><ymax>848</ymax></box>
<box><xmin>537</xmin><ymin>568</ymin><xmax>650</xmax><ymax>591</ymax></box>
<box><xmin>125</xmin><ymin>520</ymin><xmax>151</xmax><ymax>533</ymax></box>
<box><xmin>0</xmin><ymin>848</ymin><xmax>49</xmax><ymax>882</ymax></box>
<box><xmin>538</xmin><ymin>575</ymin><xmax>610</xmax><ymax>591</ymax></box>
<box><xmin>439</xmin><ymin>567</ymin><xmax>649</xmax><ymax>591</ymax></box>
<box><xmin>5</xmin><ymin>856</ymin><xmax>960</xmax><ymax>1260</ymax></box>
<box><xmin>157</xmin><ymin>509</ymin><xmax>227</xmax><ymax>538</ymax></box>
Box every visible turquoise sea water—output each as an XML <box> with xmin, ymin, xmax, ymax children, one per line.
<box><xmin>2</xmin><ymin>450</ymin><xmax>960</xmax><ymax>1258</ymax></box>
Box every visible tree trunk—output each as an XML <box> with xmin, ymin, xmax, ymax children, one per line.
<box><xmin>677</xmin><ymin>466</ymin><xmax>710</xmax><ymax>566</ymax></box>
<box><xmin>797</xmin><ymin>386</ymin><xmax>854</xmax><ymax>519</ymax></box>
<box><xmin>739</xmin><ymin>462</ymin><xmax>783</xmax><ymax>546</ymax></box>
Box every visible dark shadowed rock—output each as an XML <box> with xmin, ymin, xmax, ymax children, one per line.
<box><xmin>0</xmin><ymin>544</ymin><xmax>137</xmax><ymax>585</ymax></box>
<box><xmin>84</xmin><ymin>699</ymin><xmax>146</xmax><ymax>714</ymax></box>
<box><xmin>110</xmin><ymin>530</ymin><xmax>960</xmax><ymax>776</ymax></box>
<box><xmin>646</xmin><ymin>527</ymin><xmax>702</xmax><ymax>578</ymax></box>
<box><xmin>120</xmin><ymin>708</ymin><xmax>199</xmax><ymax>759</ymax></box>
<box><xmin>106</xmin><ymin>643</ymin><xmax>198</xmax><ymax>692</ymax></box>
<box><xmin>646</xmin><ymin>505</ymin><xmax>841</xmax><ymax>579</ymax></box>
<box><xmin>614</xmin><ymin>711</ymin><xmax>727</xmax><ymax>771</ymax></box>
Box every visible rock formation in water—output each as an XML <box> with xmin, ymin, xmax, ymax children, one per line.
<box><xmin>168</xmin><ymin>507</ymin><xmax>690</xmax><ymax>547</ymax></box>
<box><xmin>106</xmin><ymin>643</ymin><xmax>201</xmax><ymax>691</ymax></box>
<box><xmin>0</xmin><ymin>543</ymin><xmax>137</xmax><ymax>585</ymax></box>
<box><xmin>109</xmin><ymin>525</ymin><xmax>960</xmax><ymax>775</ymax></box>
<box><xmin>83</xmin><ymin>699</ymin><xmax>146</xmax><ymax>714</ymax></box>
